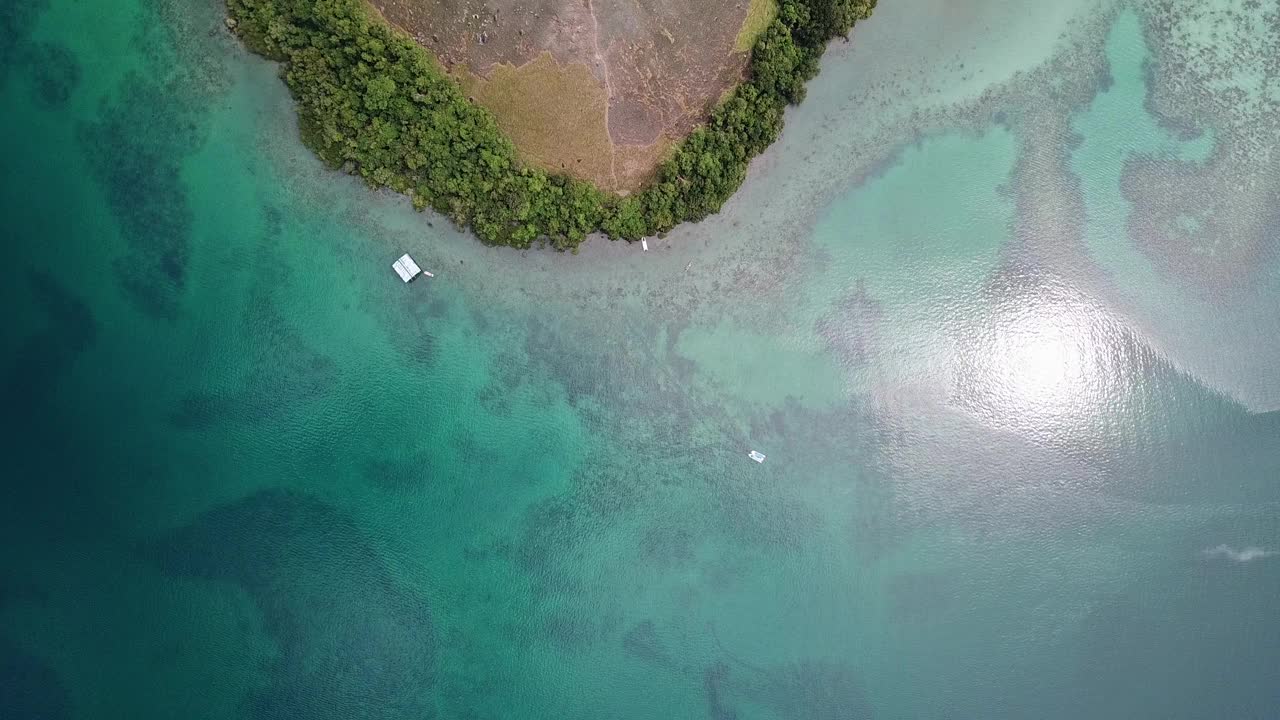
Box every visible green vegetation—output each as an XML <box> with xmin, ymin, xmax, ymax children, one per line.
<box><xmin>227</xmin><ymin>0</ymin><xmax>877</xmax><ymax>250</ymax></box>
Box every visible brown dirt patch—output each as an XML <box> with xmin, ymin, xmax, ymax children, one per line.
<box><xmin>367</xmin><ymin>0</ymin><xmax>760</xmax><ymax>192</ymax></box>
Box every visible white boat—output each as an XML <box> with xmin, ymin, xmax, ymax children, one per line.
<box><xmin>748</xmin><ymin>450</ymin><xmax>766</xmax><ymax>464</ymax></box>
<box><xmin>641</xmin><ymin>239</ymin><xmax>649</xmax><ymax>252</ymax></box>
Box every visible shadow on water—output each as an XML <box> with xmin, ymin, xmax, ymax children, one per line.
<box><xmin>170</xmin><ymin>330</ymin><xmax>338</xmax><ymax>430</ymax></box>
<box><xmin>171</xmin><ymin>243</ymin><xmax>338</xmax><ymax>429</ymax></box>
<box><xmin>78</xmin><ymin>71</ymin><xmax>197</xmax><ymax>321</ymax></box>
<box><xmin>150</xmin><ymin>490</ymin><xmax>437</xmax><ymax>720</ymax></box>
<box><xmin>816</xmin><ymin>278</ymin><xmax>884</xmax><ymax>371</ymax></box>
<box><xmin>703</xmin><ymin>625</ymin><xmax>876</xmax><ymax>720</ymax></box>
<box><xmin>0</xmin><ymin>639</ymin><xmax>70</xmax><ymax>720</ymax></box>
<box><xmin>19</xmin><ymin>42</ymin><xmax>80</xmax><ymax>109</ymax></box>
<box><xmin>0</xmin><ymin>0</ymin><xmax>49</xmax><ymax>77</ymax></box>
<box><xmin>3</xmin><ymin>272</ymin><xmax>97</xmax><ymax>417</ymax></box>
<box><xmin>74</xmin><ymin>0</ymin><xmax>232</xmax><ymax>321</ymax></box>
<box><xmin>363</xmin><ymin>451</ymin><xmax>435</xmax><ymax>493</ymax></box>
<box><xmin>621</xmin><ymin>620</ymin><xmax>676</xmax><ymax>669</ymax></box>
<box><xmin>2</xmin><ymin>273</ymin><xmax>102</xmax><ymax>541</ymax></box>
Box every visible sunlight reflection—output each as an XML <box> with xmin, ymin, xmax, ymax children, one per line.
<box><xmin>991</xmin><ymin>304</ymin><xmax>1094</xmax><ymax>414</ymax></box>
<box><xmin>955</xmin><ymin>274</ymin><xmax>1133</xmax><ymax>440</ymax></box>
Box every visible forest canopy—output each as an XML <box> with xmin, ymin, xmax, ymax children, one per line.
<box><xmin>227</xmin><ymin>0</ymin><xmax>878</xmax><ymax>250</ymax></box>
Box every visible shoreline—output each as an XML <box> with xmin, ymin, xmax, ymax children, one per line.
<box><xmin>225</xmin><ymin>0</ymin><xmax>878</xmax><ymax>251</ymax></box>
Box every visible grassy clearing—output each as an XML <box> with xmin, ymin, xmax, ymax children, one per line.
<box><xmin>735</xmin><ymin>0</ymin><xmax>779</xmax><ymax>52</ymax></box>
<box><xmin>460</xmin><ymin>53</ymin><xmax>618</xmax><ymax>190</ymax></box>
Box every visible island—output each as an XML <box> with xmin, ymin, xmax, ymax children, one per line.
<box><xmin>227</xmin><ymin>0</ymin><xmax>877</xmax><ymax>249</ymax></box>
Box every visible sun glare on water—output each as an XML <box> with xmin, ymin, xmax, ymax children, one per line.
<box><xmin>955</xmin><ymin>277</ymin><xmax>1132</xmax><ymax>439</ymax></box>
<box><xmin>992</xmin><ymin>306</ymin><xmax>1094</xmax><ymax>411</ymax></box>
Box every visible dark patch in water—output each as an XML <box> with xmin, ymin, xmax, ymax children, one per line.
<box><xmin>466</xmin><ymin>304</ymin><xmax>494</xmax><ymax>335</ymax></box>
<box><xmin>1096</xmin><ymin>63</ymin><xmax>1114</xmax><ymax>94</ymax></box>
<box><xmin>522</xmin><ymin>316</ymin><xmax>603</xmax><ymax>406</ymax></box>
<box><xmin>572</xmin><ymin>452</ymin><xmax>649</xmax><ymax>520</ymax></box>
<box><xmin>1</xmin><ymin>268</ymin><xmax>103</xmax><ymax>541</ymax></box>
<box><xmin>638</xmin><ymin>523</ymin><xmax>695</xmax><ymax>568</ymax></box>
<box><xmin>713</xmin><ymin>479</ymin><xmax>822</xmax><ymax>553</ymax></box>
<box><xmin>845</xmin><ymin>482</ymin><xmax>909</xmax><ymax>564</ymax></box>
<box><xmin>150</xmin><ymin>490</ymin><xmax>436</xmax><ymax>720</ymax></box>
<box><xmin>171</xmin><ymin>285</ymin><xmax>337</xmax><ymax>429</ymax></box>
<box><xmin>710</xmin><ymin>624</ymin><xmax>874</xmax><ymax>719</ymax></box>
<box><xmin>703</xmin><ymin>662</ymin><xmax>738</xmax><ymax>720</ymax></box>
<box><xmin>386</xmin><ymin>289</ymin><xmax>440</xmax><ymax>366</ymax></box>
<box><xmin>3</xmin><ymin>272</ymin><xmax>97</xmax><ymax>417</ymax></box>
<box><xmin>1121</xmin><ymin>152</ymin><xmax>1279</xmax><ymax>298</ymax></box>
<box><xmin>400</xmin><ymin>332</ymin><xmax>437</xmax><ymax>366</ymax></box>
<box><xmin>0</xmin><ymin>0</ymin><xmax>49</xmax><ymax>78</ymax></box>
<box><xmin>168</xmin><ymin>393</ymin><xmax>218</xmax><ymax>430</ymax></box>
<box><xmin>743</xmin><ymin>659</ymin><xmax>874</xmax><ymax>720</ymax></box>
<box><xmin>0</xmin><ymin>639</ymin><xmax>70</xmax><ymax>720</ymax></box>
<box><xmin>622</xmin><ymin>620</ymin><xmax>673</xmax><ymax>668</ymax></box>
<box><xmin>1139</xmin><ymin>58</ymin><xmax>1206</xmax><ymax>141</ymax></box>
<box><xmin>509</xmin><ymin>496</ymin><xmax>592</xmax><ymax>600</ymax></box>
<box><xmin>540</xmin><ymin>611</ymin><xmax>598</xmax><ymax>651</ymax></box>
<box><xmin>170</xmin><ymin>342</ymin><xmax>337</xmax><ymax>429</ymax></box>
<box><xmin>767</xmin><ymin>659</ymin><xmax>875</xmax><ymax>719</ymax></box>
<box><xmin>364</xmin><ymin>452</ymin><xmax>433</xmax><ymax>492</ymax></box>
<box><xmin>73</xmin><ymin>0</ymin><xmax>231</xmax><ymax>320</ymax></box>
<box><xmin>22</xmin><ymin>42</ymin><xmax>80</xmax><ymax>108</ymax></box>
<box><xmin>424</xmin><ymin>297</ymin><xmax>449</xmax><ymax>319</ymax></box>
<box><xmin>78</xmin><ymin>72</ymin><xmax>197</xmax><ymax>320</ymax></box>
<box><xmin>816</xmin><ymin>278</ymin><xmax>883</xmax><ymax>370</ymax></box>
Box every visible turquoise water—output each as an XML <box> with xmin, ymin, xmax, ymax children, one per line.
<box><xmin>3</xmin><ymin>0</ymin><xmax>1278</xmax><ymax>718</ymax></box>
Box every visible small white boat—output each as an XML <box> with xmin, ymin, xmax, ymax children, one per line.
<box><xmin>641</xmin><ymin>239</ymin><xmax>649</xmax><ymax>252</ymax></box>
<box><xmin>748</xmin><ymin>450</ymin><xmax>766</xmax><ymax>464</ymax></box>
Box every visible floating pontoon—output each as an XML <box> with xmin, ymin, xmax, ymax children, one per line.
<box><xmin>748</xmin><ymin>450</ymin><xmax>766</xmax><ymax>464</ymax></box>
<box><xmin>392</xmin><ymin>253</ymin><xmax>422</xmax><ymax>282</ymax></box>
<box><xmin>393</xmin><ymin>253</ymin><xmax>434</xmax><ymax>282</ymax></box>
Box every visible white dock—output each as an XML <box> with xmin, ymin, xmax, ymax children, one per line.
<box><xmin>748</xmin><ymin>450</ymin><xmax>766</xmax><ymax>464</ymax></box>
<box><xmin>392</xmin><ymin>253</ymin><xmax>423</xmax><ymax>283</ymax></box>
